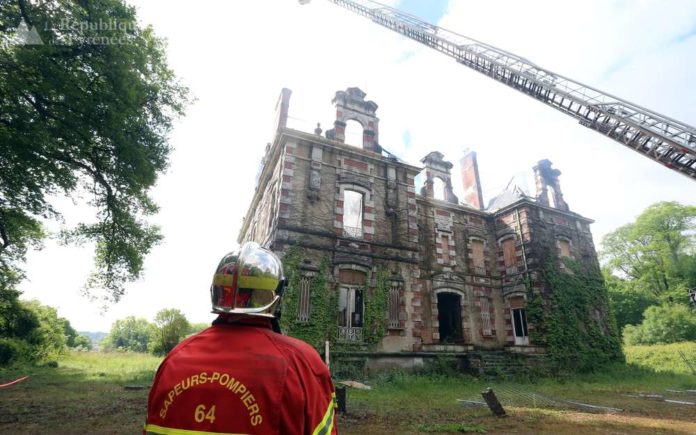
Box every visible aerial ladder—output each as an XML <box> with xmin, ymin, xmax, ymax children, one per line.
<box><xmin>300</xmin><ymin>0</ymin><xmax>696</xmax><ymax>181</ymax></box>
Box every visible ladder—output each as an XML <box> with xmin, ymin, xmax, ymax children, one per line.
<box><xmin>306</xmin><ymin>0</ymin><xmax>696</xmax><ymax>181</ymax></box>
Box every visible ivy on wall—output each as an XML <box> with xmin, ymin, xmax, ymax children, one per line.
<box><xmin>280</xmin><ymin>245</ymin><xmax>391</xmax><ymax>351</ymax></box>
<box><xmin>533</xmin><ymin>257</ymin><xmax>623</xmax><ymax>372</ymax></box>
<box><xmin>363</xmin><ymin>268</ymin><xmax>389</xmax><ymax>346</ymax></box>
<box><xmin>280</xmin><ymin>246</ymin><xmax>335</xmax><ymax>349</ymax></box>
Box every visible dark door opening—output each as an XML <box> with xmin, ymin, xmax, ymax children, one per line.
<box><xmin>437</xmin><ymin>293</ymin><xmax>463</xmax><ymax>343</ymax></box>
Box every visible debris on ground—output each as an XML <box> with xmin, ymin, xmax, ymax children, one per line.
<box><xmin>339</xmin><ymin>380</ymin><xmax>372</xmax><ymax>390</ymax></box>
<box><xmin>457</xmin><ymin>385</ymin><xmax>622</xmax><ymax>413</ymax></box>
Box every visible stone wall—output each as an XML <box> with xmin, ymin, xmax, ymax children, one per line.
<box><xmin>238</xmin><ymin>87</ymin><xmax>608</xmax><ymax>360</ymax></box>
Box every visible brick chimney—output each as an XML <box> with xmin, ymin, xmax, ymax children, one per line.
<box><xmin>459</xmin><ymin>150</ymin><xmax>484</xmax><ymax>210</ymax></box>
<box><xmin>533</xmin><ymin>159</ymin><xmax>569</xmax><ymax>211</ymax></box>
<box><xmin>274</xmin><ymin>88</ymin><xmax>292</xmax><ymax>131</ymax></box>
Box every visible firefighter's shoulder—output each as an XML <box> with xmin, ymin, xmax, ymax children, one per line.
<box><xmin>265</xmin><ymin>331</ymin><xmax>328</xmax><ymax>376</ymax></box>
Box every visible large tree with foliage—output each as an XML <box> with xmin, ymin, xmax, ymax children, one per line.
<box><xmin>603</xmin><ymin>268</ymin><xmax>658</xmax><ymax>331</ymax></box>
<box><xmin>103</xmin><ymin>315</ymin><xmax>151</xmax><ymax>352</ymax></box>
<box><xmin>601</xmin><ymin>202</ymin><xmax>696</xmax><ymax>304</ymax></box>
<box><xmin>623</xmin><ymin>304</ymin><xmax>696</xmax><ymax>345</ymax></box>
<box><xmin>0</xmin><ymin>0</ymin><xmax>189</xmax><ymax>301</ymax></box>
<box><xmin>149</xmin><ymin>308</ymin><xmax>189</xmax><ymax>356</ymax></box>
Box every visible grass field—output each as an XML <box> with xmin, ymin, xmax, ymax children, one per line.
<box><xmin>0</xmin><ymin>345</ymin><xmax>695</xmax><ymax>434</ymax></box>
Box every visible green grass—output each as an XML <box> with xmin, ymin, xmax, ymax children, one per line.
<box><xmin>625</xmin><ymin>342</ymin><xmax>696</xmax><ymax>374</ymax></box>
<box><xmin>59</xmin><ymin>350</ymin><xmax>161</xmax><ymax>383</ymax></box>
<box><xmin>0</xmin><ymin>350</ymin><xmax>161</xmax><ymax>433</ymax></box>
<box><xmin>1</xmin><ymin>347</ymin><xmax>695</xmax><ymax>434</ymax></box>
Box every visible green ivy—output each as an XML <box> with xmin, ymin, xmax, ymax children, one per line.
<box><xmin>539</xmin><ymin>258</ymin><xmax>624</xmax><ymax>373</ymax></box>
<box><xmin>363</xmin><ymin>268</ymin><xmax>389</xmax><ymax>346</ymax></box>
<box><xmin>280</xmin><ymin>247</ymin><xmax>334</xmax><ymax>349</ymax></box>
<box><xmin>280</xmin><ymin>246</ymin><xmax>390</xmax><ymax>351</ymax></box>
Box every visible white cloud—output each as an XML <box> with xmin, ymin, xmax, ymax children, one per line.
<box><xmin>18</xmin><ymin>0</ymin><xmax>696</xmax><ymax>331</ymax></box>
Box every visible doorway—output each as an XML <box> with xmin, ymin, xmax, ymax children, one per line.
<box><xmin>512</xmin><ymin>308</ymin><xmax>529</xmax><ymax>345</ymax></box>
<box><xmin>437</xmin><ymin>293</ymin><xmax>463</xmax><ymax>343</ymax></box>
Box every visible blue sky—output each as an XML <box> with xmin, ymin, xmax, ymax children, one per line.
<box><xmin>396</xmin><ymin>0</ymin><xmax>449</xmax><ymax>24</ymax></box>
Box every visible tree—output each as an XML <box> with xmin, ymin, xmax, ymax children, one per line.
<box><xmin>188</xmin><ymin>322</ymin><xmax>209</xmax><ymax>335</ymax></box>
<box><xmin>623</xmin><ymin>304</ymin><xmax>696</xmax><ymax>345</ymax></box>
<box><xmin>150</xmin><ymin>308</ymin><xmax>189</xmax><ymax>356</ymax></box>
<box><xmin>603</xmin><ymin>268</ymin><xmax>658</xmax><ymax>331</ymax></box>
<box><xmin>72</xmin><ymin>334</ymin><xmax>92</xmax><ymax>350</ymax></box>
<box><xmin>21</xmin><ymin>299</ymin><xmax>69</xmax><ymax>359</ymax></box>
<box><xmin>0</xmin><ymin>287</ymin><xmax>39</xmax><ymax>364</ymax></box>
<box><xmin>601</xmin><ymin>202</ymin><xmax>696</xmax><ymax>304</ymax></box>
<box><xmin>103</xmin><ymin>316</ymin><xmax>151</xmax><ymax>352</ymax></box>
<box><xmin>0</xmin><ymin>0</ymin><xmax>189</xmax><ymax>302</ymax></box>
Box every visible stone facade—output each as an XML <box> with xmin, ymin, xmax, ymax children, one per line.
<box><xmin>238</xmin><ymin>88</ymin><xmax>606</xmax><ymax>358</ymax></box>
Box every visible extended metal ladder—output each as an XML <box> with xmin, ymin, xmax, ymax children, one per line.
<box><xmin>310</xmin><ymin>0</ymin><xmax>696</xmax><ymax>181</ymax></box>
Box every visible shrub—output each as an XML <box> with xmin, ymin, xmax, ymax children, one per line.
<box><xmin>0</xmin><ymin>337</ymin><xmax>34</xmax><ymax>366</ymax></box>
<box><xmin>623</xmin><ymin>304</ymin><xmax>696</xmax><ymax>345</ymax></box>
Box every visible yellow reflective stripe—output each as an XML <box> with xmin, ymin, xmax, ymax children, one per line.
<box><xmin>311</xmin><ymin>393</ymin><xmax>336</xmax><ymax>435</ymax></box>
<box><xmin>144</xmin><ymin>423</ymin><xmax>248</xmax><ymax>435</ymax></box>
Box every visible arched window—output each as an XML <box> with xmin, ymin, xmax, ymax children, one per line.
<box><xmin>344</xmin><ymin>119</ymin><xmax>363</xmax><ymax>147</ymax></box>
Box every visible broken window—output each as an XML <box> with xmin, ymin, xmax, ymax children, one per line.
<box><xmin>297</xmin><ymin>275</ymin><xmax>311</xmax><ymax>323</ymax></box>
<box><xmin>512</xmin><ymin>308</ymin><xmax>529</xmax><ymax>345</ymax></box>
<box><xmin>343</xmin><ymin>190</ymin><xmax>363</xmax><ymax>238</ymax></box>
<box><xmin>471</xmin><ymin>239</ymin><xmax>485</xmax><ymax>274</ymax></box>
<box><xmin>344</xmin><ymin>119</ymin><xmax>363</xmax><ymax>147</ymax></box>
<box><xmin>501</xmin><ymin>238</ymin><xmax>517</xmax><ymax>272</ymax></box>
<box><xmin>388</xmin><ymin>283</ymin><xmax>401</xmax><ymax>329</ymax></box>
<box><xmin>433</xmin><ymin>177</ymin><xmax>446</xmax><ymax>201</ymax></box>
<box><xmin>338</xmin><ymin>286</ymin><xmax>363</xmax><ymax>342</ymax></box>
<box><xmin>547</xmin><ymin>185</ymin><xmax>557</xmax><ymax>208</ymax></box>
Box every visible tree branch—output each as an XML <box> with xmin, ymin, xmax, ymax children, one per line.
<box><xmin>17</xmin><ymin>0</ymin><xmax>33</xmax><ymax>27</ymax></box>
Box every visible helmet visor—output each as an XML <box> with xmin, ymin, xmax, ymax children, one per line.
<box><xmin>211</xmin><ymin>243</ymin><xmax>283</xmax><ymax>314</ymax></box>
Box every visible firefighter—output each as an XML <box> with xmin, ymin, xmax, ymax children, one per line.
<box><xmin>145</xmin><ymin>242</ymin><xmax>337</xmax><ymax>434</ymax></box>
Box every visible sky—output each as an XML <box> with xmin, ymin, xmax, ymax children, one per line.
<box><xmin>18</xmin><ymin>0</ymin><xmax>696</xmax><ymax>332</ymax></box>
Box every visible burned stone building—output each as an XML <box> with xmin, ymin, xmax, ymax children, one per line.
<box><xmin>238</xmin><ymin>87</ymin><xmax>608</xmax><ymax>364</ymax></box>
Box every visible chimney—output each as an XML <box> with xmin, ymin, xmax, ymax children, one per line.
<box><xmin>460</xmin><ymin>150</ymin><xmax>484</xmax><ymax>210</ymax></box>
<box><xmin>274</xmin><ymin>88</ymin><xmax>292</xmax><ymax>132</ymax></box>
<box><xmin>533</xmin><ymin>159</ymin><xmax>569</xmax><ymax>211</ymax></box>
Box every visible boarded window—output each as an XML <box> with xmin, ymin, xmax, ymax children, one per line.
<box><xmin>558</xmin><ymin>239</ymin><xmax>571</xmax><ymax>258</ymax></box>
<box><xmin>502</xmin><ymin>238</ymin><xmax>516</xmax><ymax>268</ymax></box>
<box><xmin>481</xmin><ymin>298</ymin><xmax>492</xmax><ymax>336</ymax></box>
<box><xmin>338</xmin><ymin>269</ymin><xmax>366</xmax><ymax>286</ymax></box>
<box><xmin>297</xmin><ymin>276</ymin><xmax>311</xmax><ymax>323</ymax></box>
<box><xmin>441</xmin><ymin>234</ymin><xmax>450</xmax><ymax>263</ymax></box>
<box><xmin>388</xmin><ymin>283</ymin><xmax>401</xmax><ymax>329</ymax></box>
<box><xmin>343</xmin><ymin>190</ymin><xmax>363</xmax><ymax>238</ymax></box>
<box><xmin>471</xmin><ymin>239</ymin><xmax>485</xmax><ymax>273</ymax></box>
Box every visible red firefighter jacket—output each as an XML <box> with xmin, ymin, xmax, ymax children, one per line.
<box><xmin>145</xmin><ymin>316</ymin><xmax>337</xmax><ymax>435</ymax></box>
